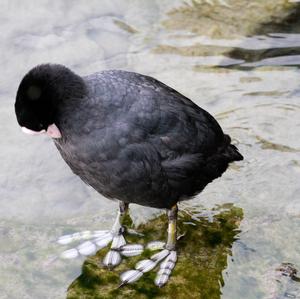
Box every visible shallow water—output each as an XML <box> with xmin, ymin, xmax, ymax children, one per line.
<box><xmin>0</xmin><ymin>0</ymin><xmax>300</xmax><ymax>298</ymax></box>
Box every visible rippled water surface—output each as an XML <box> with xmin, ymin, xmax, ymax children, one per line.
<box><xmin>1</xmin><ymin>1</ymin><xmax>300</xmax><ymax>298</ymax></box>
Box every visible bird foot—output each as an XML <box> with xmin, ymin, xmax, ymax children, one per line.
<box><xmin>57</xmin><ymin>229</ymin><xmax>144</xmax><ymax>268</ymax></box>
<box><xmin>120</xmin><ymin>241</ymin><xmax>177</xmax><ymax>287</ymax></box>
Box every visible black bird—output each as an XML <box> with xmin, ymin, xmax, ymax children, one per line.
<box><xmin>15</xmin><ymin>64</ymin><xmax>243</xmax><ymax>287</ymax></box>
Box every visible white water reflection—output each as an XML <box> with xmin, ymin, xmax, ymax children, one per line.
<box><xmin>153</xmin><ymin>33</ymin><xmax>300</xmax><ymax>50</ymax></box>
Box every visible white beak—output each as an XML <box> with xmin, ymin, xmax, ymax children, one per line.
<box><xmin>21</xmin><ymin>127</ymin><xmax>46</xmax><ymax>135</ymax></box>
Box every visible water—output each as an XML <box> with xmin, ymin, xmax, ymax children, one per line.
<box><xmin>1</xmin><ymin>0</ymin><xmax>300</xmax><ymax>298</ymax></box>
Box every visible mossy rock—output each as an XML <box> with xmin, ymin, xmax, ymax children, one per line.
<box><xmin>67</xmin><ymin>204</ymin><xmax>243</xmax><ymax>299</ymax></box>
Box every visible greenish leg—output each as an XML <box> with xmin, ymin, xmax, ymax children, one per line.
<box><xmin>165</xmin><ymin>204</ymin><xmax>178</xmax><ymax>251</ymax></box>
<box><xmin>120</xmin><ymin>203</ymin><xmax>178</xmax><ymax>287</ymax></box>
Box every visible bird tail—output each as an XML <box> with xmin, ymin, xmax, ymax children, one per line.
<box><xmin>202</xmin><ymin>134</ymin><xmax>243</xmax><ymax>180</ymax></box>
<box><xmin>221</xmin><ymin>134</ymin><xmax>243</xmax><ymax>162</ymax></box>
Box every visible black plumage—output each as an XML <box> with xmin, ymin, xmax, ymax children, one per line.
<box><xmin>15</xmin><ymin>64</ymin><xmax>243</xmax><ymax>209</ymax></box>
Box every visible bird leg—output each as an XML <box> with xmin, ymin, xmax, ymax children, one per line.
<box><xmin>102</xmin><ymin>202</ymin><xmax>144</xmax><ymax>268</ymax></box>
<box><xmin>57</xmin><ymin>201</ymin><xmax>144</xmax><ymax>265</ymax></box>
<box><xmin>108</xmin><ymin>201</ymin><xmax>128</xmax><ymax>238</ymax></box>
<box><xmin>165</xmin><ymin>203</ymin><xmax>177</xmax><ymax>251</ymax></box>
<box><xmin>120</xmin><ymin>204</ymin><xmax>178</xmax><ymax>287</ymax></box>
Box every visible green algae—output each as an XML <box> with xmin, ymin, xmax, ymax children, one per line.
<box><xmin>67</xmin><ymin>204</ymin><xmax>243</xmax><ymax>299</ymax></box>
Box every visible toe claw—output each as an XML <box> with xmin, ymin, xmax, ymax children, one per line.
<box><xmin>151</xmin><ymin>249</ymin><xmax>170</xmax><ymax>262</ymax></box>
<box><xmin>146</xmin><ymin>241</ymin><xmax>166</xmax><ymax>251</ymax></box>
<box><xmin>126</xmin><ymin>228</ymin><xmax>144</xmax><ymax>237</ymax></box>
<box><xmin>155</xmin><ymin>273</ymin><xmax>170</xmax><ymax>288</ymax></box>
<box><xmin>154</xmin><ymin>250</ymin><xmax>177</xmax><ymax>286</ymax></box>
<box><xmin>120</xmin><ymin>270</ymin><xmax>143</xmax><ymax>285</ymax></box>
<box><xmin>135</xmin><ymin>259</ymin><xmax>157</xmax><ymax>273</ymax></box>
<box><xmin>103</xmin><ymin>250</ymin><xmax>122</xmax><ymax>268</ymax></box>
<box><xmin>120</xmin><ymin>249</ymin><xmax>177</xmax><ymax>287</ymax></box>
<box><xmin>168</xmin><ymin>251</ymin><xmax>177</xmax><ymax>262</ymax></box>
<box><xmin>120</xmin><ymin>244</ymin><xmax>144</xmax><ymax>257</ymax></box>
<box><xmin>111</xmin><ymin>234</ymin><xmax>126</xmax><ymax>249</ymax></box>
<box><xmin>160</xmin><ymin>250</ymin><xmax>177</xmax><ymax>271</ymax></box>
<box><xmin>157</xmin><ymin>268</ymin><xmax>172</xmax><ymax>276</ymax></box>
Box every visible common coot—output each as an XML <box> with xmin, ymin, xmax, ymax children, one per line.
<box><xmin>15</xmin><ymin>64</ymin><xmax>243</xmax><ymax>287</ymax></box>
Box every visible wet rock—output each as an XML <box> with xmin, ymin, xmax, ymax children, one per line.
<box><xmin>67</xmin><ymin>204</ymin><xmax>243</xmax><ymax>299</ymax></box>
<box><xmin>262</xmin><ymin>263</ymin><xmax>300</xmax><ymax>299</ymax></box>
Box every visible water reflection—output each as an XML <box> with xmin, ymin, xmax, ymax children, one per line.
<box><xmin>67</xmin><ymin>204</ymin><xmax>243</xmax><ymax>299</ymax></box>
<box><xmin>154</xmin><ymin>0</ymin><xmax>300</xmax><ymax>69</ymax></box>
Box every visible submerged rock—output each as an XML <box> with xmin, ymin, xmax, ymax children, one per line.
<box><xmin>262</xmin><ymin>263</ymin><xmax>300</xmax><ymax>299</ymax></box>
<box><xmin>67</xmin><ymin>204</ymin><xmax>243</xmax><ymax>299</ymax></box>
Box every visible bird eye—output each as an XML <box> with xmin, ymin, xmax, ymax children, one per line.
<box><xmin>27</xmin><ymin>85</ymin><xmax>41</xmax><ymax>100</ymax></box>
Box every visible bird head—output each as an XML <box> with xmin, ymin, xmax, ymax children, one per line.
<box><xmin>15</xmin><ymin>64</ymin><xmax>85</xmax><ymax>139</ymax></box>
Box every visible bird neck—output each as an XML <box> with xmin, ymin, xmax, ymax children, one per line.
<box><xmin>48</xmin><ymin>65</ymin><xmax>87</xmax><ymax>103</ymax></box>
